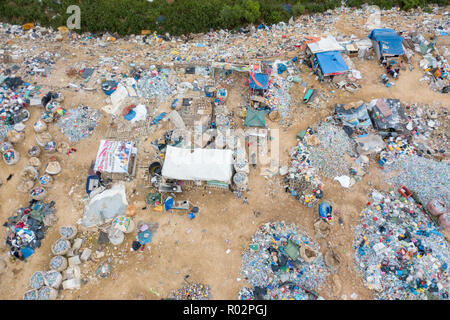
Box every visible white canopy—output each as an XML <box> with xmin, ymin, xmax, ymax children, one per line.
<box><xmin>307</xmin><ymin>36</ymin><xmax>344</xmax><ymax>54</ymax></box>
<box><xmin>162</xmin><ymin>146</ymin><xmax>233</xmax><ymax>183</ymax></box>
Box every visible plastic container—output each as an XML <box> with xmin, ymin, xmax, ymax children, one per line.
<box><xmin>36</xmin><ymin>132</ymin><xmax>53</xmax><ymax>147</ymax></box>
<box><xmin>49</xmin><ymin>255</ymin><xmax>68</xmax><ymax>272</ymax></box>
<box><xmin>29</xmin><ymin>157</ymin><xmax>42</xmax><ymax>168</ymax></box>
<box><xmin>44</xmin><ymin>271</ymin><xmax>62</xmax><ymax>289</ymax></box>
<box><xmin>28</xmin><ymin>146</ymin><xmax>41</xmax><ymax>157</ymax></box>
<box><xmin>2</xmin><ymin>148</ymin><xmax>19</xmax><ymax>165</ymax></box>
<box><xmin>37</xmin><ymin>286</ymin><xmax>58</xmax><ymax>300</ymax></box>
<box><xmin>23</xmin><ymin>289</ymin><xmax>39</xmax><ymax>300</ymax></box>
<box><xmin>59</xmin><ymin>225</ymin><xmax>77</xmax><ymax>240</ymax></box>
<box><xmin>45</xmin><ymin>161</ymin><xmax>61</xmax><ymax>175</ymax></box>
<box><xmin>30</xmin><ymin>186</ymin><xmax>47</xmax><ymax>200</ymax></box>
<box><xmin>33</xmin><ymin>120</ymin><xmax>47</xmax><ymax>133</ymax></box>
<box><xmin>30</xmin><ymin>271</ymin><xmax>45</xmax><ymax>289</ymax></box>
<box><xmin>51</xmin><ymin>238</ymin><xmax>71</xmax><ymax>256</ymax></box>
<box><xmin>20</xmin><ymin>166</ymin><xmax>39</xmax><ymax>181</ymax></box>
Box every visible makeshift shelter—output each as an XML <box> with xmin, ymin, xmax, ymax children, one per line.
<box><xmin>368</xmin><ymin>28</ymin><xmax>405</xmax><ymax>60</ymax></box>
<box><xmin>313</xmin><ymin>51</ymin><xmax>349</xmax><ymax>78</ymax></box>
<box><xmin>244</xmin><ymin>107</ymin><xmax>267</xmax><ymax>128</ymax></box>
<box><xmin>368</xmin><ymin>98</ymin><xmax>407</xmax><ymax>132</ymax></box>
<box><xmin>304</xmin><ymin>36</ymin><xmax>348</xmax><ymax>80</ymax></box>
<box><xmin>93</xmin><ymin>140</ymin><xmax>137</xmax><ymax>179</ymax></box>
<box><xmin>161</xmin><ymin>146</ymin><xmax>233</xmax><ymax>184</ymax></box>
<box><xmin>248</xmin><ymin>72</ymin><xmax>269</xmax><ymax>95</ymax></box>
<box><xmin>305</xmin><ymin>36</ymin><xmax>344</xmax><ymax>55</ymax></box>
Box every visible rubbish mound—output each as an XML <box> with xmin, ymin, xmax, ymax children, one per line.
<box><xmin>383</xmin><ymin>155</ymin><xmax>449</xmax><ymax>208</ymax></box>
<box><xmin>3</xmin><ymin>200</ymin><xmax>56</xmax><ymax>261</ymax></box>
<box><xmin>266</xmin><ymin>76</ymin><xmax>292</xmax><ymax>119</ymax></box>
<box><xmin>287</xmin><ymin>139</ymin><xmax>324</xmax><ymax>207</ymax></box>
<box><xmin>354</xmin><ymin>189</ymin><xmax>449</xmax><ymax>300</ymax></box>
<box><xmin>24</xmin><ymin>225</ymin><xmax>95</xmax><ymax>299</ymax></box>
<box><xmin>136</xmin><ymin>68</ymin><xmax>175</xmax><ymax>102</ymax></box>
<box><xmin>239</xmin><ymin>221</ymin><xmax>329</xmax><ymax>300</ymax></box>
<box><xmin>169</xmin><ymin>283</ymin><xmax>211</xmax><ymax>300</ymax></box>
<box><xmin>57</xmin><ymin>105</ymin><xmax>101</xmax><ymax>142</ymax></box>
<box><xmin>307</xmin><ymin>120</ymin><xmax>360</xmax><ymax>179</ymax></box>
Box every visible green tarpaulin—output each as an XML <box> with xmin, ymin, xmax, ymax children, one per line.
<box><xmin>244</xmin><ymin>107</ymin><xmax>267</xmax><ymax>127</ymax></box>
<box><xmin>285</xmin><ymin>240</ymin><xmax>300</xmax><ymax>260</ymax></box>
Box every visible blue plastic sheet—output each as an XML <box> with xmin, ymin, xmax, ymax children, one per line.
<box><xmin>315</xmin><ymin>51</ymin><xmax>348</xmax><ymax>75</ymax></box>
<box><xmin>368</xmin><ymin>28</ymin><xmax>404</xmax><ymax>56</ymax></box>
<box><xmin>248</xmin><ymin>73</ymin><xmax>269</xmax><ymax>89</ymax></box>
<box><xmin>164</xmin><ymin>196</ymin><xmax>174</xmax><ymax>211</ymax></box>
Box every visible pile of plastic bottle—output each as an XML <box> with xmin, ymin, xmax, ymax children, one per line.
<box><xmin>288</xmin><ymin>138</ymin><xmax>324</xmax><ymax>206</ymax></box>
<box><xmin>354</xmin><ymin>189</ymin><xmax>449</xmax><ymax>300</ymax></box>
<box><xmin>57</xmin><ymin>105</ymin><xmax>101</xmax><ymax>142</ymax></box>
<box><xmin>239</xmin><ymin>221</ymin><xmax>329</xmax><ymax>300</ymax></box>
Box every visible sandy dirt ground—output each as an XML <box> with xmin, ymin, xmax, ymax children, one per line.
<box><xmin>0</xmin><ymin>11</ymin><xmax>449</xmax><ymax>300</ymax></box>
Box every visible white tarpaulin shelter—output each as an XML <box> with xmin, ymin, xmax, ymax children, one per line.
<box><xmin>102</xmin><ymin>78</ymin><xmax>138</xmax><ymax>115</ymax></box>
<box><xmin>82</xmin><ymin>184</ymin><xmax>128</xmax><ymax>227</ymax></box>
<box><xmin>94</xmin><ymin>140</ymin><xmax>136</xmax><ymax>174</ymax></box>
<box><xmin>162</xmin><ymin>146</ymin><xmax>233</xmax><ymax>183</ymax></box>
<box><xmin>307</xmin><ymin>36</ymin><xmax>345</xmax><ymax>54</ymax></box>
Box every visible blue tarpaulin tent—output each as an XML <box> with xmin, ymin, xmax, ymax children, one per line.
<box><xmin>368</xmin><ymin>28</ymin><xmax>404</xmax><ymax>58</ymax></box>
<box><xmin>315</xmin><ymin>51</ymin><xmax>348</xmax><ymax>76</ymax></box>
<box><xmin>248</xmin><ymin>73</ymin><xmax>269</xmax><ymax>90</ymax></box>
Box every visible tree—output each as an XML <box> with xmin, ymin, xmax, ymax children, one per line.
<box><xmin>292</xmin><ymin>2</ymin><xmax>306</xmax><ymax>16</ymax></box>
<box><xmin>241</xmin><ymin>0</ymin><xmax>260</xmax><ymax>24</ymax></box>
<box><xmin>267</xmin><ymin>10</ymin><xmax>283</xmax><ymax>24</ymax></box>
<box><xmin>401</xmin><ymin>0</ymin><xmax>422</xmax><ymax>10</ymax></box>
<box><xmin>220</xmin><ymin>4</ymin><xmax>244</xmax><ymax>28</ymax></box>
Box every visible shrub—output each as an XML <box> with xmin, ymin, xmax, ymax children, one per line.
<box><xmin>292</xmin><ymin>2</ymin><xmax>306</xmax><ymax>15</ymax></box>
<box><xmin>0</xmin><ymin>0</ymin><xmax>447</xmax><ymax>36</ymax></box>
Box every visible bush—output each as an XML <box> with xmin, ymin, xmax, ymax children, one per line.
<box><xmin>242</xmin><ymin>0</ymin><xmax>261</xmax><ymax>24</ymax></box>
<box><xmin>292</xmin><ymin>2</ymin><xmax>306</xmax><ymax>15</ymax></box>
<box><xmin>266</xmin><ymin>10</ymin><xmax>283</xmax><ymax>24</ymax></box>
<box><xmin>220</xmin><ymin>4</ymin><xmax>244</xmax><ymax>29</ymax></box>
<box><xmin>401</xmin><ymin>0</ymin><xmax>422</xmax><ymax>10</ymax></box>
<box><xmin>0</xmin><ymin>0</ymin><xmax>447</xmax><ymax>36</ymax></box>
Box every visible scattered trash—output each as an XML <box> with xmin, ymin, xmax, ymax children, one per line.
<box><xmin>169</xmin><ymin>283</ymin><xmax>210</xmax><ymax>300</ymax></box>
<box><xmin>57</xmin><ymin>106</ymin><xmax>101</xmax><ymax>142</ymax></box>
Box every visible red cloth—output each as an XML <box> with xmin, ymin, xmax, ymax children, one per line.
<box><xmin>121</xmin><ymin>104</ymin><xmax>136</xmax><ymax>116</ymax></box>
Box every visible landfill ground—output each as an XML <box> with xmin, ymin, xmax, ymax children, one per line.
<box><xmin>0</xmin><ymin>8</ymin><xmax>449</xmax><ymax>300</ymax></box>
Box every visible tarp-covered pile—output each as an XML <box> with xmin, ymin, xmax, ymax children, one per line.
<box><xmin>82</xmin><ymin>184</ymin><xmax>128</xmax><ymax>227</ymax></box>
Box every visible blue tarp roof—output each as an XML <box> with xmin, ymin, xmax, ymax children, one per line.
<box><xmin>248</xmin><ymin>73</ymin><xmax>269</xmax><ymax>89</ymax></box>
<box><xmin>368</xmin><ymin>28</ymin><xmax>404</xmax><ymax>56</ymax></box>
<box><xmin>315</xmin><ymin>51</ymin><xmax>348</xmax><ymax>75</ymax></box>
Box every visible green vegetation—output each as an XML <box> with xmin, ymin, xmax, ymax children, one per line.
<box><xmin>0</xmin><ymin>0</ymin><xmax>448</xmax><ymax>36</ymax></box>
